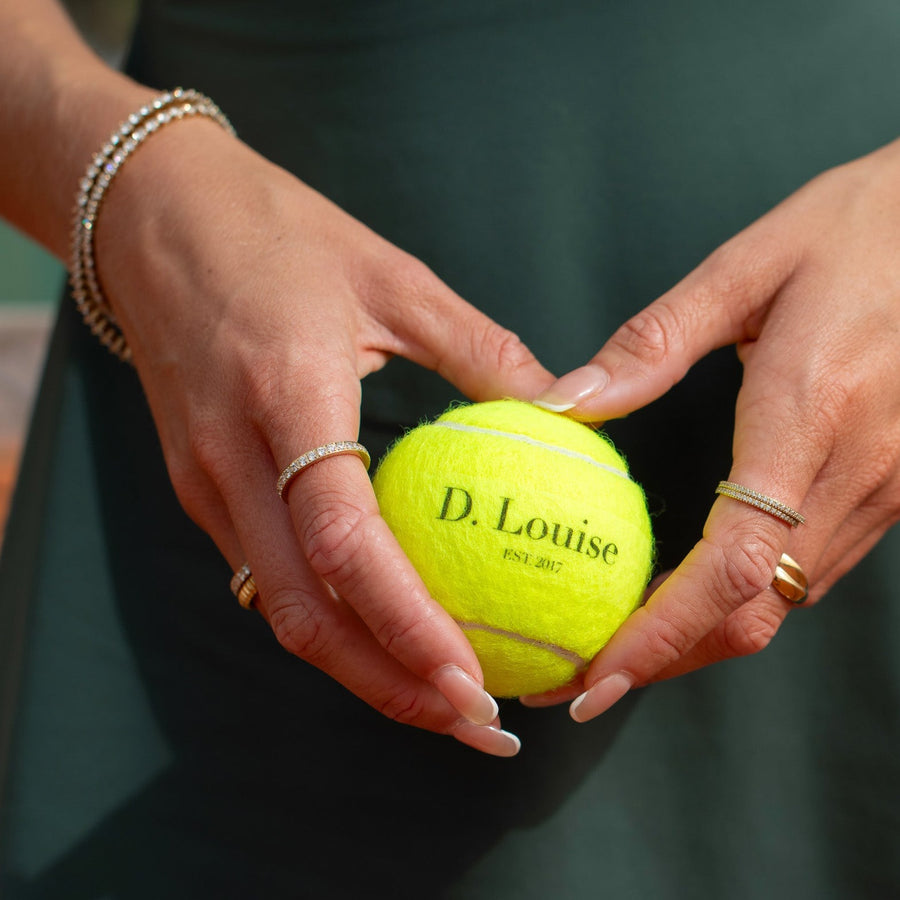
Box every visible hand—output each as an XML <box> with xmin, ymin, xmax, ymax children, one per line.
<box><xmin>530</xmin><ymin>138</ymin><xmax>900</xmax><ymax>720</ymax></box>
<box><xmin>94</xmin><ymin>117</ymin><xmax>555</xmax><ymax>755</ymax></box>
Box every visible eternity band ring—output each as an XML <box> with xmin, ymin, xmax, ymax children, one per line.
<box><xmin>771</xmin><ymin>552</ymin><xmax>809</xmax><ymax>605</ymax></box>
<box><xmin>715</xmin><ymin>481</ymin><xmax>806</xmax><ymax>528</ymax></box>
<box><xmin>276</xmin><ymin>441</ymin><xmax>371</xmax><ymax>500</ymax></box>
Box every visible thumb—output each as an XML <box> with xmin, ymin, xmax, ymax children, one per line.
<box><xmin>533</xmin><ymin>232</ymin><xmax>793</xmax><ymax>421</ymax></box>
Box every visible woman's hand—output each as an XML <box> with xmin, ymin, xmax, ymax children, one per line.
<box><xmin>530</xmin><ymin>138</ymin><xmax>900</xmax><ymax>720</ymax></box>
<box><xmin>94</xmin><ymin>118</ymin><xmax>555</xmax><ymax>755</ymax></box>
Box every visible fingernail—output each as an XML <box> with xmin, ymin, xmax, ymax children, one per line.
<box><xmin>518</xmin><ymin>683</ymin><xmax>582</xmax><ymax>708</ymax></box>
<box><xmin>518</xmin><ymin>694</ymin><xmax>563</xmax><ymax>708</ymax></box>
<box><xmin>533</xmin><ymin>365</ymin><xmax>609</xmax><ymax>413</ymax></box>
<box><xmin>433</xmin><ymin>665</ymin><xmax>499</xmax><ymax>726</ymax></box>
<box><xmin>569</xmin><ymin>672</ymin><xmax>632</xmax><ymax>723</ymax></box>
<box><xmin>453</xmin><ymin>722</ymin><xmax>521</xmax><ymax>757</ymax></box>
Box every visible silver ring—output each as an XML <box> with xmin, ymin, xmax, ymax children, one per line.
<box><xmin>771</xmin><ymin>552</ymin><xmax>808</xmax><ymax>604</ymax></box>
<box><xmin>230</xmin><ymin>562</ymin><xmax>252</xmax><ymax>597</ymax></box>
<box><xmin>715</xmin><ymin>481</ymin><xmax>805</xmax><ymax>527</ymax></box>
<box><xmin>276</xmin><ymin>441</ymin><xmax>371</xmax><ymax>501</ymax></box>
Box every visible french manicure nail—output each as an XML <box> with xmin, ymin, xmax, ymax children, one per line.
<box><xmin>533</xmin><ymin>398</ymin><xmax>576</xmax><ymax>413</ymax></box>
<box><xmin>434</xmin><ymin>665</ymin><xmax>498</xmax><ymax>726</ymax></box>
<box><xmin>533</xmin><ymin>365</ymin><xmax>609</xmax><ymax>413</ymax></box>
<box><xmin>453</xmin><ymin>722</ymin><xmax>521</xmax><ymax>757</ymax></box>
<box><xmin>569</xmin><ymin>672</ymin><xmax>632</xmax><ymax>723</ymax></box>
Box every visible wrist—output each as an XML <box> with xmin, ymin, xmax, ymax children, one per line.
<box><xmin>43</xmin><ymin>70</ymin><xmax>160</xmax><ymax>259</ymax></box>
<box><xmin>70</xmin><ymin>89</ymin><xmax>237</xmax><ymax>360</ymax></box>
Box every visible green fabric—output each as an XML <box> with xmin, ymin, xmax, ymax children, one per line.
<box><xmin>2</xmin><ymin>1</ymin><xmax>899</xmax><ymax>896</ymax></box>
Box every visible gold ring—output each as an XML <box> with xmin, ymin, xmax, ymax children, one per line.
<box><xmin>237</xmin><ymin>574</ymin><xmax>259</xmax><ymax>610</ymax></box>
<box><xmin>771</xmin><ymin>553</ymin><xmax>808</xmax><ymax>604</ymax></box>
<box><xmin>276</xmin><ymin>441</ymin><xmax>371</xmax><ymax>501</ymax></box>
<box><xmin>230</xmin><ymin>562</ymin><xmax>252</xmax><ymax>597</ymax></box>
<box><xmin>715</xmin><ymin>481</ymin><xmax>805</xmax><ymax>527</ymax></box>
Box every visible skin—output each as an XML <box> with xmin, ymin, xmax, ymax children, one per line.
<box><xmin>3</xmin><ymin>1</ymin><xmax>898</xmax><ymax>753</ymax></box>
<box><xmin>529</xmin><ymin>148</ymin><xmax>900</xmax><ymax>718</ymax></box>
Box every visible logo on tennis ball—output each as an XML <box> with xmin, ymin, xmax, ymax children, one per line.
<box><xmin>437</xmin><ymin>486</ymin><xmax>619</xmax><ymax>564</ymax></box>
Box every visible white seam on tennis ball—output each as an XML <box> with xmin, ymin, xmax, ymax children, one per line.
<box><xmin>433</xmin><ymin>421</ymin><xmax>633</xmax><ymax>481</ymax></box>
<box><xmin>456</xmin><ymin>621</ymin><xmax>589</xmax><ymax>669</ymax></box>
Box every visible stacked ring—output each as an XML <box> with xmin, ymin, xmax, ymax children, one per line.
<box><xmin>713</xmin><ymin>482</ymin><xmax>810</xmax><ymax>605</ymax></box>
<box><xmin>715</xmin><ymin>481</ymin><xmax>806</xmax><ymax>527</ymax></box>
<box><xmin>230</xmin><ymin>563</ymin><xmax>258</xmax><ymax>609</ymax></box>
<box><xmin>237</xmin><ymin>575</ymin><xmax>259</xmax><ymax>610</ymax></box>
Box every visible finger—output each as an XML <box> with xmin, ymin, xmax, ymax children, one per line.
<box><xmin>181</xmin><ymin>427</ymin><xmax>459</xmax><ymax>728</ymax></box>
<box><xmin>809</xmin><ymin>486</ymin><xmax>900</xmax><ymax>597</ymax></box>
<box><xmin>652</xmin><ymin>489</ymin><xmax>896</xmax><ymax>682</ymax></box>
<box><xmin>609</xmin><ymin>361</ymin><xmax>898</xmax><ymax>687</ymax></box>
<box><xmin>649</xmin><ymin>587</ymin><xmax>794</xmax><ymax>682</ymax></box>
<box><xmin>206</xmin><ymin>432</ymin><xmax>520</xmax><ymax>754</ymax></box>
<box><xmin>517</xmin><ymin>570</ymin><xmax>674</xmax><ymax>708</ymax></box>
<box><xmin>568</xmin><ymin>496</ymin><xmax>795</xmax><ymax>723</ymax></box>
<box><xmin>645</xmin><ymin>495</ymin><xmax>829</xmax><ymax>683</ymax></box>
<box><xmin>532</xmin><ymin>223</ymin><xmax>795</xmax><ymax>420</ymax></box>
<box><xmin>255</xmin><ymin>360</ymin><xmax>507</xmax><ymax>728</ymax></box>
<box><xmin>568</xmin><ymin>323</ymin><xmax>826</xmax><ymax>718</ymax></box>
<box><xmin>369</xmin><ymin>253</ymin><xmax>556</xmax><ymax>401</ymax></box>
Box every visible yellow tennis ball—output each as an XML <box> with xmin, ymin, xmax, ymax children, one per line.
<box><xmin>372</xmin><ymin>399</ymin><xmax>654</xmax><ymax>698</ymax></box>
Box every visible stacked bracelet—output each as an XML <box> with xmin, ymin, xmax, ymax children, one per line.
<box><xmin>70</xmin><ymin>88</ymin><xmax>236</xmax><ymax>362</ymax></box>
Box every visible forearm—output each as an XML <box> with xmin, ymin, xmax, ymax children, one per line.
<box><xmin>0</xmin><ymin>0</ymin><xmax>155</xmax><ymax>259</ymax></box>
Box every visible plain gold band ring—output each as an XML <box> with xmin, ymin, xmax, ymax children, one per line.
<box><xmin>771</xmin><ymin>552</ymin><xmax>808</xmax><ymax>605</ymax></box>
<box><xmin>237</xmin><ymin>574</ymin><xmax>259</xmax><ymax>610</ymax></box>
<box><xmin>276</xmin><ymin>441</ymin><xmax>371</xmax><ymax>501</ymax></box>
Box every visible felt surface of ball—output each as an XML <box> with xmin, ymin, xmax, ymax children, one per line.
<box><xmin>372</xmin><ymin>399</ymin><xmax>654</xmax><ymax>698</ymax></box>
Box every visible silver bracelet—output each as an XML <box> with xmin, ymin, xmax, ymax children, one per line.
<box><xmin>70</xmin><ymin>88</ymin><xmax>236</xmax><ymax>362</ymax></box>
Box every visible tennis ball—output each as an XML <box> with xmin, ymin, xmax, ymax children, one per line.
<box><xmin>372</xmin><ymin>399</ymin><xmax>654</xmax><ymax>698</ymax></box>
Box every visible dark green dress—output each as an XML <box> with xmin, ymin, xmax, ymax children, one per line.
<box><xmin>2</xmin><ymin>2</ymin><xmax>899</xmax><ymax>896</ymax></box>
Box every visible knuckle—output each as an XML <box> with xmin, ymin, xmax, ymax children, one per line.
<box><xmin>374</xmin><ymin>683</ymin><xmax>429</xmax><ymax>725</ymax></box>
<box><xmin>633</xmin><ymin>612</ymin><xmax>698</xmax><ymax>670</ymax></box>
<box><xmin>187</xmin><ymin>420</ymin><xmax>230</xmax><ymax>478</ymax></box>
<box><xmin>235</xmin><ymin>349</ymin><xmax>356</xmax><ymax>452</ymax></box>
<box><xmin>391</xmin><ymin>251</ymin><xmax>436</xmax><ymax>296</ymax></box>
<box><xmin>720</xmin><ymin>604</ymin><xmax>782</xmax><ymax>658</ymax></box>
<box><xmin>243</xmin><ymin>365</ymin><xmax>305</xmax><ymax>445</ymax></box>
<box><xmin>166</xmin><ymin>452</ymin><xmax>205</xmax><ymax>508</ymax></box>
<box><xmin>169</xmin><ymin>476</ymin><xmax>215</xmax><ymax>530</ymax></box>
<box><xmin>243</xmin><ymin>366</ymin><xmax>283</xmax><ymax>425</ymax></box>
<box><xmin>302</xmin><ymin>497</ymin><xmax>371</xmax><ymax>585</ymax></box>
<box><xmin>477</xmin><ymin>323</ymin><xmax>536</xmax><ymax>377</ymax></box>
<box><xmin>867</xmin><ymin>446</ymin><xmax>900</xmax><ymax>496</ymax></box>
<box><xmin>712</xmin><ymin>526</ymin><xmax>782</xmax><ymax>607</ymax></box>
<box><xmin>701</xmin><ymin>230</ymin><xmax>786</xmax><ymax>307</ymax></box>
<box><xmin>165</xmin><ymin>440</ymin><xmax>224</xmax><ymax>529</ymax></box>
<box><xmin>810</xmin><ymin>377</ymin><xmax>853</xmax><ymax>446</ymax></box>
<box><xmin>171</xmin><ymin>419</ymin><xmax>247</xmax><ymax>525</ymax></box>
<box><xmin>268</xmin><ymin>588</ymin><xmax>338</xmax><ymax>667</ymax></box>
<box><xmin>703</xmin><ymin>237</ymin><xmax>762</xmax><ymax>295</ymax></box>
<box><xmin>610</xmin><ymin>303</ymin><xmax>681</xmax><ymax>367</ymax></box>
<box><xmin>375</xmin><ymin>604</ymin><xmax>437</xmax><ymax>657</ymax></box>
<box><xmin>366</xmin><ymin>247</ymin><xmax>436</xmax><ymax>310</ymax></box>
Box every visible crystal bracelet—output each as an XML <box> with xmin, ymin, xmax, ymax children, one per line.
<box><xmin>70</xmin><ymin>88</ymin><xmax>236</xmax><ymax>362</ymax></box>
